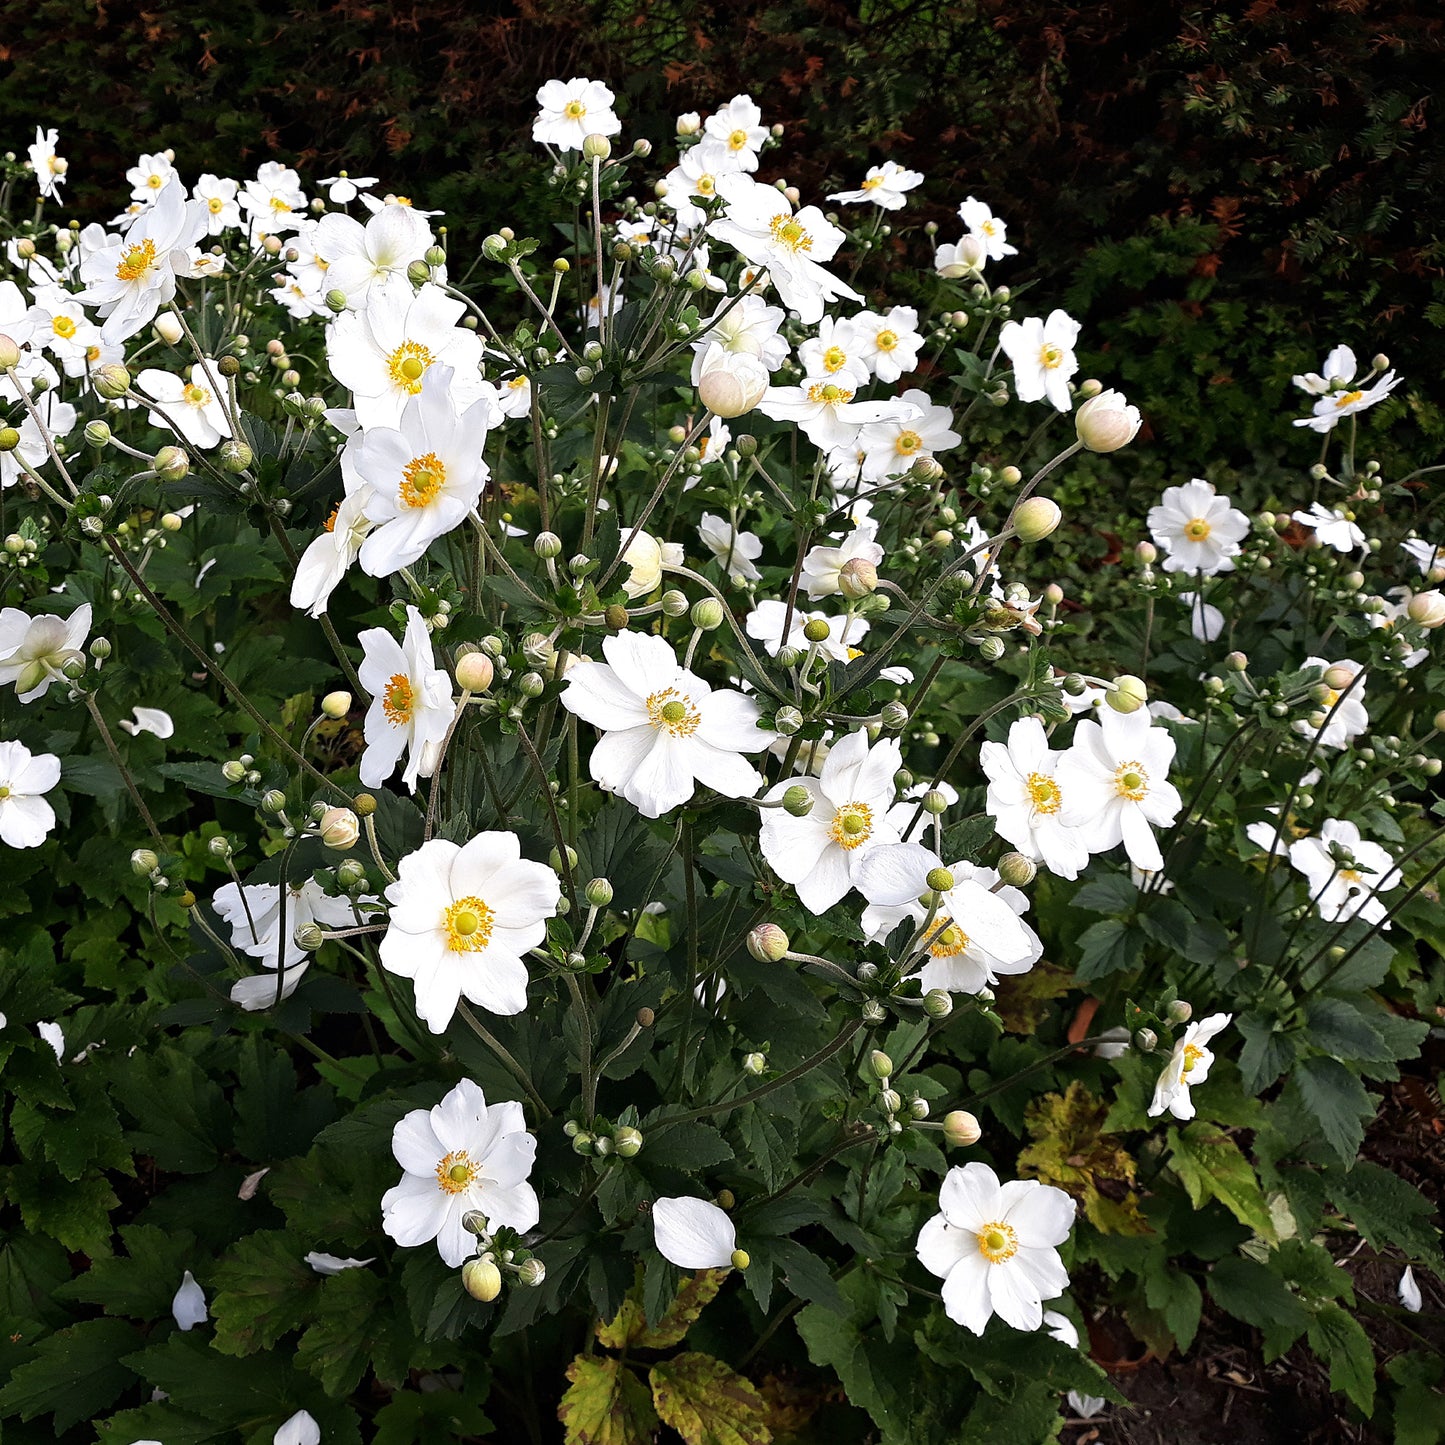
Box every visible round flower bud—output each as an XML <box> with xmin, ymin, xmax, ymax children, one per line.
<box><xmin>518</xmin><ymin>671</ymin><xmax>545</xmax><ymax>698</ymax></box>
<box><xmin>1323</xmin><ymin>664</ymin><xmax>1355</xmax><ymax>692</ymax></box>
<box><xmin>317</xmin><ymin>690</ymin><xmax>351</xmax><ymax>720</ymax></box>
<box><xmin>584</xmin><ymin>877</ymin><xmax>614</xmax><ymax>907</ymax></box>
<box><xmin>1106</xmin><ymin>674</ymin><xmax>1148</xmax><ymax>714</ymax></box>
<box><xmin>923</xmin><ymin>988</ymin><xmax>953</xmax><ymax>1019</ymax></box>
<box><xmin>295</xmin><ymin>921</ymin><xmax>326</xmax><ymax>952</ymax></box>
<box><xmin>1075</xmin><ymin>388</ymin><xmax>1142</xmax><ymax>452</ymax></box>
<box><xmin>697</xmin><ymin>347</ymin><xmax>770</xmax><ymax>419</ymax></box>
<box><xmin>582</xmin><ymin>133</ymin><xmax>613</xmax><ymax>161</ymax></box>
<box><xmin>131</xmin><ymin>848</ymin><xmax>160</xmax><ymax>876</ymax></box>
<box><xmin>837</xmin><ymin>557</ymin><xmax>878</xmax><ymax>600</ymax></box>
<box><xmin>943</xmin><ymin>1110</ymin><xmax>981</xmax><ymax>1147</ymax></box>
<box><xmin>84</xmin><ymin>420</ymin><xmax>112</xmax><ymax>448</ymax></box>
<box><xmin>603</xmin><ymin>604</ymin><xmax>630</xmax><ymax>631</ymax></box>
<box><xmin>1133</xmin><ymin>1027</ymin><xmax>1158</xmax><ymax>1053</ymax></box>
<box><xmin>909</xmin><ymin>1097</ymin><xmax>930</xmax><ymax>1120</ymax></box>
<box><xmin>571</xmin><ymin>1131</ymin><xmax>595</xmax><ymax>1155</ymax></box>
<box><xmin>880</xmin><ymin>700</ymin><xmax>909</xmax><ymax>731</ymax></box>
<box><xmin>206</xmin><ymin>835</ymin><xmax>233</xmax><ymax>860</ymax></box>
<box><xmin>996</xmin><ymin>851</ymin><xmax>1036</xmax><ymax>887</ymax></box>
<box><xmin>880</xmin><ymin>1088</ymin><xmax>902</xmax><ymax>1114</ymax></box>
<box><xmin>868</xmin><ymin>1050</ymin><xmax>894</xmax><ymax>1081</ymax></box>
<box><xmin>153</xmin><ymin>445</ymin><xmax>189</xmax><ymax>482</ymax></box>
<box><xmin>782</xmin><ymin>785</ymin><xmax>813</xmax><ymax>818</ymax></box>
<box><xmin>691</xmin><ymin>597</ymin><xmax>725</xmax><ymax>631</ymax></box>
<box><xmin>747</xmin><ymin>923</ymin><xmax>790</xmax><ymax>962</ymax></box>
<box><xmin>319</xmin><ymin>807</ymin><xmax>360</xmax><ymax>850</ymax></box>
<box><xmin>337</xmin><ymin>859</ymin><xmax>367</xmax><ymax>889</ymax></box>
<box><xmin>221</xmin><ymin>760</ymin><xmax>247</xmax><ymax>783</ymax></box>
<box><xmin>730</xmin><ymin>1249</ymin><xmax>751</xmax><ymax>1271</ymax></box>
<box><xmin>593</xmin><ymin>1135</ymin><xmax>613</xmax><ymax>1156</ymax></box>
<box><xmin>157</xmin><ymin>511</ymin><xmax>185</xmax><ymax>533</ymax></box>
<box><xmin>614</xmin><ymin>1126</ymin><xmax>643</xmax><ymax>1158</ymax></box>
<box><xmin>0</xmin><ymin>334</ymin><xmax>22</xmax><ymax>370</ymax></box>
<box><xmin>533</xmin><ymin>530</ymin><xmax>563</xmax><ymax>559</ymax></box>
<box><xmin>91</xmin><ymin>363</ymin><xmax>132</xmax><ymax>399</ymax></box>
<box><xmin>775</xmin><ymin>645</ymin><xmax>804</xmax><ymax>669</ymax></box>
<box><xmin>656</xmin><ymin>588</ymin><xmax>688</xmax><ymax>620</ymax></box>
<box><xmin>405</xmin><ymin>259</ymin><xmax>432</xmax><ymax>286</ymax></box>
<box><xmin>1014</xmin><ymin>497</ymin><xmax>1062</xmax><ymax>543</ymax></box>
<box><xmin>153</xmin><ymin>312</ymin><xmax>184</xmax><ymax>346</ymax></box>
<box><xmin>260</xmin><ymin>789</ymin><xmax>287</xmax><ymax>814</ymax></box>
<box><xmin>1134</xmin><ymin>540</ymin><xmax>1157</xmax><ymax>565</ymax></box>
<box><xmin>860</xmin><ymin>999</ymin><xmax>888</xmax><ymax>1024</ymax></box>
<box><xmin>978</xmin><ymin>636</ymin><xmax>1005</xmax><ymax>662</ymax></box>
<box><xmin>353</xmin><ymin>793</ymin><xmax>377</xmax><ymax>818</ymax></box>
<box><xmin>802</xmin><ymin>618</ymin><xmax>832</xmax><ymax>644</ymax></box>
<box><xmin>455</xmin><ymin>651</ymin><xmax>495</xmax><ymax>692</ymax></box>
<box><xmin>516</xmin><ymin>1257</ymin><xmax>546</xmax><ymax>1287</ymax></box>
<box><xmin>1165</xmin><ymin>999</ymin><xmax>1193</xmax><ymax>1024</ymax></box>
<box><xmin>774</xmin><ymin>704</ymin><xmax>803</xmax><ymax>735</ymax></box>
<box><xmin>550</xmin><ymin>843</ymin><xmax>579</xmax><ymax>872</ymax></box>
<box><xmin>742</xmin><ymin>1051</ymin><xmax>767</xmax><ymax>1075</ymax></box>
<box><xmin>461</xmin><ymin>1256</ymin><xmax>503</xmax><ymax>1303</ymax></box>
<box><xmin>925</xmin><ymin>866</ymin><xmax>955</xmax><ymax>893</ymax></box>
<box><xmin>1407</xmin><ymin>591</ymin><xmax>1445</xmax><ymax>628</ymax></box>
<box><xmin>215</xmin><ymin>438</ymin><xmax>253</xmax><ymax>473</ymax></box>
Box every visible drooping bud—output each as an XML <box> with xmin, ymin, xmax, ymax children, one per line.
<box><xmin>942</xmin><ymin>1110</ymin><xmax>981</xmax><ymax>1147</ymax></box>
<box><xmin>1106</xmin><ymin>674</ymin><xmax>1148</xmax><ymax>714</ymax></box>
<box><xmin>1407</xmin><ymin>591</ymin><xmax>1445</xmax><ymax>628</ymax></box>
<box><xmin>1014</xmin><ymin>497</ymin><xmax>1062</xmax><ymax>543</ymax></box>
<box><xmin>747</xmin><ymin>923</ymin><xmax>790</xmax><ymax>962</ymax></box>
<box><xmin>0</xmin><ymin>334</ymin><xmax>22</xmax><ymax>370</ymax></box>
<box><xmin>295</xmin><ymin>922</ymin><xmax>326</xmax><ymax>952</ymax></box>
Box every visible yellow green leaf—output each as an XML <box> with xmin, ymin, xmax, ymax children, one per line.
<box><xmin>650</xmin><ymin>1352</ymin><xmax>771</xmax><ymax>1445</ymax></box>
<box><xmin>1167</xmin><ymin>1123</ymin><xmax>1278</xmax><ymax>1243</ymax></box>
<box><xmin>597</xmin><ymin>1269</ymin><xmax>727</xmax><ymax>1351</ymax></box>
<box><xmin>558</xmin><ymin>1355</ymin><xmax>657</xmax><ymax>1445</ymax></box>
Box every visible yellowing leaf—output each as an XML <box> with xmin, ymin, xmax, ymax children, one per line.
<box><xmin>650</xmin><ymin>1352</ymin><xmax>771</xmax><ymax>1445</ymax></box>
<box><xmin>1017</xmin><ymin>1081</ymin><xmax>1148</xmax><ymax>1235</ymax></box>
<box><xmin>597</xmin><ymin>1269</ymin><xmax>728</xmax><ymax>1351</ymax></box>
<box><xmin>1168</xmin><ymin>1124</ymin><xmax>1278</xmax><ymax>1244</ymax></box>
<box><xmin>559</xmin><ymin>1355</ymin><xmax>657</xmax><ymax>1445</ymax></box>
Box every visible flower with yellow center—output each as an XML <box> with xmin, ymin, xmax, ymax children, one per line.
<box><xmin>828</xmin><ymin>801</ymin><xmax>875</xmax><ymax>851</ymax></box>
<box><xmin>769</xmin><ymin>214</ymin><xmax>814</xmax><ymax>253</ymax></box>
<box><xmin>917</xmin><ymin>1161</ymin><xmax>1075</xmax><ymax>1334</ymax></box>
<box><xmin>442</xmin><ymin>895</ymin><xmax>495</xmax><ymax>952</ymax></box>
<box><xmin>382</xmin><ymin>1077</ymin><xmax>541</xmax><ymax>1265</ymax></box>
<box><xmin>533</xmin><ymin>77</ymin><xmax>621</xmax><ymax>153</ymax></box>
<box><xmin>0</xmin><ymin>739</ymin><xmax>61</xmax><ymax>849</ymax></box>
<box><xmin>1113</xmin><ymin>760</ymin><xmax>1150</xmax><ymax>801</ymax></box>
<box><xmin>1148</xmin><ymin>1012</ymin><xmax>1233</xmax><ymax>1120</ymax></box>
<box><xmin>981</xmin><ymin>717</ymin><xmax>1091</xmax><ymax>880</ymax></box>
<box><xmin>1148</xmin><ymin>478</ymin><xmax>1250</xmax><ymax>575</ymax></box>
<box><xmin>136</xmin><ymin>362</ymin><xmax>233</xmax><ymax>451</ymax></box>
<box><xmin>51</xmin><ymin>315</ymin><xmax>77</xmax><ymax>340</ymax></box>
<box><xmin>388</xmin><ymin>340</ymin><xmax>434</xmax><ymax>395</ymax></box>
<box><xmin>399</xmin><ymin>452</ymin><xmax>447</xmax><ymax>509</ymax></box>
<box><xmin>1025</xmin><ymin>772</ymin><xmax>1062</xmax><ymax>816</ymax></box>
<box><xmin>1183</xmin><ymin>517</ymin><xmax>1212</xmax><ymax>542</ymax></box>
<box><xmin>115</xmin><ymin>238</ymin><xmax>157</xmax><ymax>283</ymax></box>
<box><xmin>381</xmin><ymin>672</ymin><xmax>414</xmax><ymax>727</ymax></box>
<box><xmin>358</xmin><ymin>604</ymin><xmax>455</xmax><ymax>793</ymax></box>
<box><xmin>893</xmin><ymin>428</ymin><xmax>923</xmax><ymax>456</ymax></box>
<box><xmin>564</xmin><ymin>99</ymin><xmax>587</xmax><ymax>120</ymax></box>
<box><xmin>208</xmin><ymin>196</ymin><xmax>225</xmax><ymax>214</ymax></box>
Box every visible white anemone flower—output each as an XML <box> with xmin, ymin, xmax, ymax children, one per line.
<box><xmin>1292</xmin><ymin>344</ymin><xmax>1358</xmax><ymax>396</ymax></box>
<box><xmin>698</xmin><ymin>513</ymin><xmax>763</xmax><ymax>582</ymax></box>
<box><xmin>745</xmin><ymin>600</ymin><xmax>869</xmax><ymax>663</ymax></box>
<box><xmin>136</xmin><ymin>362</ymin><xmax>233</xmax><ymax>450</ymax></box>
<box><xmin>533</xmin><ymin>77</ymin><xmax>622</xmax><ymax>152</ymax></box>
<box><xmin>759</xmin><ymin>378</ymin><xmax>918</xmax><ymax>453</ymax></box>
<box><xmin>852</xmin><ymin>306</ymin><xmax>923</xmax><ymax>382</ymax></box>
<box><xmin>326</xmin><ymin>280</ymin><xmax>492</xmax><ymax>430</ymax></box>
<box><xmin>796</xmin><ymin>316</ymin><xmax>867</xmax><ymax>383</ymax></box>
<box><xmin>999</xmin><ymin>310</ymin><xmax>1080</xmax><ymax>412</ymax></box>
<box><xmin>561</xmin><ymin>631</ymin><xmax>774</xmax><ymax>818</ymax></box>
<box><xmin>1401</xmin><ymin>536</ymin><xmax>1444</xmax><ymax>578</ymax></box>
<box><xmin>379</xmin><ymin>834</ymin><xmax>561</xmax><ymax>1030</ymax></box>
<box><xmin>759</xmin><ymin>729</ymin><xmax>902</xmax><ymax>913</ymax></box>
<box><xmin>0</xmin><ymin>741</ymin><xmax>61</xmax><ymax>849</ymax></box>
<box><xmin>702</xmin><ymin>94</ymin><xmax>768</xmax><ymax>170</ymax></box>
<box><xmin>193</xmin><ymin>174</ymin><xmax>241</xmax><ymax>235</ymax></box>
<box><xmin>1288</xmin><ymin>819</ymin><xmax>1400</xmax><ymax>928</ymax></box>
<box><xmin>28</xmin><ymin>127</ymin><xmax>66</xmax><ymax>199</ymax></box>
<box><xmin>857</xmin><ymin>390</ymin><xmax>961</xmax><ymax>482</ymax></box>
<box><xmin>26</xmin><ymin>285</ymin><xmax>102</xmax><ymax>376</ymax></box>
<box><xmin>118</xmin><ymin>706</ymin><xmax>175</xmax><ymax>738</ymax></box>
<box><xmin>619</xmin><ymin>529</ymin><xmax>685</xmax><ymax>599</ymax></box>
<box><xmin>1146</xmin><ymin>479</ymin><xmax>1250</xmax><ymax>575</ymax></box>
<box><xmin>709</xmin><ymin>173</ymin><xmax>861</xmax><ymax>325</ymax></box>
<box><xmin>1055</xmin><ymin>707</ymin><xmax>1182</xmax><ymax>872</ymax></box>
<box><xmin>934</xmin><ymin>234</ymin><xmax>987</xmax><ymax>278</ymax></box>
<box><xmin>1291</xmin><ymin>501</ymin><xmax>1364</xmax><ymax>554</ymax></box>
<box><xmin>351</xmin><ymin>365</ymin><xmax>492</xmax><ymax>577</ymax></box>
<box><xmin>979</xmin><ymin>717</ymin><xmax>1091</xmax><ymax>880</ymax></box>
<box><xmin>957</xmin><ymin>197</ymin><xmax>1017</xmax><ymax>260</ymax></box>
<box><xmin>171</xmin><ymin>1271</ymin><xmax>207</xmax><ymax>1331</ymax></box>
<box><xmin>689</xmin><ymin>294</ymin><xmax>789</xmax><ymax>380</ymax></box>
<box><xmin>1147</xmin><ymin>1012</ymin><xmax>1232</xmax><ymax>1120</ymax></box>
<box><xmin>1292</xmin><ymin>656</ymin><xmax>1368</xmax><ymax>750</ymax></box>
<box><xmin>652</xmin><ymin>1196</ymin><xmax>739</xmax><ymax>1269</ymax></box>
<box><xmin>315</xmin><ymin>204</ymin><xmax>435</xmax><ymax>308</ymax></box>
<box><xmin>213</xmin><ymin>877</ymin><xmax>364</xmax><ymax>970</ymax></box>
<box><xmin>660</xmin><ymin>147</ymin><xmax>733</xmax><ymax>232</ymax></box>
<box><xmin>0</xmin><ymin>603</ymin><xmax>91</xmax><ymax>702</ymax></box>
<box><xmin>290</xmin><ymin>486</ymin><xmax>378</xmax><ymax>618</ymax></box>
<box><xmin>916</xmin><ymin>1162</ymin><xmax>1074</xmax><ymax>1334</ymax></box>
<box><xmin>319</xmin><ymin>173</ymin><xmax>380</xmax><ymax>204</ymax></box>
<box><xmin>357</xmin><ymin>605</ymin><xmax>454</xmax><ymax>792</ymax></box>
<box><xmin>828</xmin><ymin>161</ymin><xmax>924</xmax><ymax>210</ymax></box>
<box><xmin>78</xmin><ymin>182</ymin><xmax>207</xmax><ymax>342</ymax></box>
<box><xmin>126</xmin><ymin>151</ymin><xmax>178</xmax><ymax>204</ymax></box>
<box><xmin>856</xmin><ymin>843</ymin><xmax>1040</xmax><ymax>993</ymax></box>
<box><xmin>239</xmin><ymin>161</ymin><xmax>307</xmax><ymax>240</ymax></box>
<box><xmin>381</xmin><ymin>1078</ymin><xmax>540</xmax><ymax>1264</ymax></box>
<box><xmin>1294</xmin><ymin>370</ymin><xmax>1401</xmax><ymax>432</ymax></box>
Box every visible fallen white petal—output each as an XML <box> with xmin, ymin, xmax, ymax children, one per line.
<box><xmin>274</xmin><ymin>1409</ymin><xmax>321</xmax><ymax>1445</ymax></box>
<box><xmin>305</xmin><ymin>1251</ymin><xmax>376</xmax><ymax>1275</ymax></box>
<box><xmin>1399</xmin><ymin>1265</ymin><xmax>1422</xmax><ymax>1313</ymax></box>
<box><xmin>172</xmin><ymin>1270</ymin><xmax>208</xmax><ymax>1331</ymax></box>
<box><xmin>118</xmin><ymin>706</ymin><xmax>175</xmax><ymax>738</ymax></box>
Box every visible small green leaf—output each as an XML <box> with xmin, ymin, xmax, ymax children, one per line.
<box><xmin>1292</xmin><ymin>1056</ymin><xmax>1374</xmax><ymax>1165</ymax></box>
<box><xmin>1168</xmin><ymin>1125</ymin><xmax>1277</xmax><ymax>1241</ymax></box>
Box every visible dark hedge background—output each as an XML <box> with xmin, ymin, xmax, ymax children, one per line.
<box><xmin>3</xmin><ymin>0</ymin><xmax>1441</xmax><ymax>478</ymax></box>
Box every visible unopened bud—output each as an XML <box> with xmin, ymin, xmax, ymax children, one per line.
<box><xmin>516</xmin><ymin>1257</ymin><xmax>546</xmax><ymax>1286</ymax></box>
<box><xmin>1134</xmin><ymin>1027</ymin><xmax>1158</xmax><ymax>1052</ymax></box>
<box><xmin>153</xmin><ymin>312</ymin><xmax>184</xmax><ymax>346</ymax></box>
<box><xmin>221</xmin><ymin>760</ymin><xmax>247</xmax><ymax>783</ymax></box>
<box><xmin>550</xmin><ymin>844</ymin><xmax>579</xmax><ymax>872</ymax></box>
<box><xmin>319</xmin><ymin>807</ymin><xmax>359</xmax><ymax>850</ymax></box>
<box><xmin>1014</xmin><ymin>497</ymin><xmax>1061</xmax><ymax>543</ymax></box>
<box><xmin>880</xmin><ymin>1088</ymin><xmax>902</xmax><ymax>1114</ymax></box>
<box><xmin>1134</xmin><ymin>540</ymin><xmax>1157</xmax><ymax>564</ymax></box>
<box><xmin>943</xmin><ymin>1110</ymin><xmax>981</xmax><ymax>1147</ymax></box>
<box><xmin>909</xmin><ymin>1097</ymin><xmax>930</xmax><ymax>1120</ymax></box>
<box><xmin>0</xmin><ymin>334</ymin><xmax>22</xmax><ymax>370</ymax></box>
<box><xmin>1323</xmin><ymin>664</ymin><xmax>1355</xmax><ymax>691</ymax></box>
<box><xmin>774</xmin><ymin>704</ymin><xmax>803</xmax><ymax>735</ymax></box>
<box><xmin>838</xmin><ymin>557</ymin><xmax>878</xmax><ymax>599</ymax></box>
<box><xmin>584</xmin><ymin>877</ymin><xmax>614</xmax><ymax>907</ymax></box>
<box><xmin>1165</xmin><ymin>999</ymin><xmax>1193</xmax><ymax>1024</ymax></box>
<box><xmin>260</xmin><ymin>789</ymin><xmax>287</xmax><ymax>814</ymax></box>
<box><xmin>153</xmin><ymin>445</ymin><xmax>189</xmax><ymax>482</ymax></box>
<box><xmin>1226</xmin><ymin>651</ymin><xmax>1248</xmax><ymax>672</ymax></box>
<box><xmin>747</xmin><ymin>923</ymin><xmax>790</xmax><ymax>962</ymax></box>
<box><xmin>1106</xmin><ymin>674</ymin><xmax>1147</xmax><ymax>714</ymax></box>
<box><xmin>742</xmin><ymin>1051</ymin><xmax>767</xmax><ymax>1075</ymax></box>
<box><xmin>880</xmin><ymin>700</ymin><xmax>909</xmax><ymax>730</ymax></box>
<box><xmin>996</xmin><ymin>851</ymin><xmax>1036</xmax><ymax>887</ymax></box>
<box><xmin>691</xmin><ymin>597</ymin><xmax>724</xmax><ymax>630</ymax></box>
<box><xmin>295</xmin><ymin>922</ymin><xmax>326</xmax><ymax>952</ymax></box>
<box><xmin>730</xmin><ymin>1249</ymin><xmax>750</xmax><ymax>1270</ymax></box>
<box><xmin>614</xmin><ymin>1126</ymin><xmax>643</xmax><ymax>1158</ymax></box>
<box><xmin>923</xmin><ymin>988</ymin><xmax>953</xmax><ymax>1019</ymax></box>
<box><xmin>455</xmin><ymin>652</ymin><xmax>494</xmax><ymax>692</ymax></box>
<box><xmin>582</xmin><ymin>133</ymin><xmax>613</xmax><ymax>161</ymax></box>
<box><xmin>533</xmin><ymin>530</ymin><xmax>562</xmax><ymax>559</ymax></box>
<box><xmin>131</xmin><ymin>848</ymin><xmax>160</xmax><ymax>876</ymax></box>
<box><xmin>782</xmin><ymin>785</ymin><xmax>813</xmax><ymax>818</ymax></box>
<box><xmin>868</xmin><ymin>1050</ymin><xmax>894</xmax><ymax>1081</ymax></box>
<box><xmin>1407</xmin><ymin>591</ymin><xmax>1445</xmax><ymax>628</ymax></box>
<box><xmin>461</xmin><ymin>1256</ymin><xmax>503</xmax><ymax>1302</ymax></box>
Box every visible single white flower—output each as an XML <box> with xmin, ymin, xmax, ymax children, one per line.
<box><xmin>852</xmin><ymin>306</ymin><xmax>923</xmax><ymax>382</ymax></box>
<box><xmin>0</xmin><ymin>603</ymin><xmax>91</xmax><ymax>702</ymax></box>
<box><xmin>239</xmin><ymin>160</ymin><xmax>307</xmax><ymax>240</ymax></box>
<box><xmin>304</xmin><ymin>1252</ymin><xmax>376</xmax><ymax>1274</ymax></box>
<box><xmin>171</xmin><ymin>1270</ymin><xmax>208</xmax><ymax>1331</ymax></box>
<box><xmin>652</xmin><ymin>1196</ymin><xmax>738</xmax><ymax>1269</ymax></box>
<box><xmin>957</xmin><ymin>197</ymin><xmax>1017</xmax><ymax>260</ymax></box>
<box><xmin>126</xmin><ymin>151</ymin><xmax>178</xmax><ymax>204</ymax></box>
<box><xmin>1294</xmin><ymin>369</ymin><xmax>1400</xmax><ymax>432</ymax></box>
<box><xmin>745</xmin><ymin>600</ymin><xmax>869</xmax><ymax>663</ymax></box>
<box><xmin>326</xmin><ymin>280</ymin><xmax>492</xmax><ymax>430</ymax></box>
<box><xmin>1291</xmin><ymin>501</ymin><xmax>1364</xmax><ymax>554</ymax></box>
<box><xmin>796</xmin><ymin>315</ymin><xmax>866</xmax><ymax>382</ymax></box>
<box><xmin>381</xmin><ymin>1078</ymin><xmax>539</xmax><ymax>1265</ymax></box>
<box><xmin>1292</xmin><ymin>344</ymin><xmax>1358</xmax><ymax>396</ymax></box>
<box><xmin>213</xmin><ymin>877</ymin><xmax>363</xmax><ymax>970</ymax></box>
<box><xmin>709</xmin><ymin>173</ymin><xmax>861</xmax><ymax>325</ymax></box>
<box><xmin>759</xmin><ymin>729</ymin><xmax>902</xmax><ymax>913</ymax></box>
<box><xmin>136</xmin><ymin>362</ymin><xmax>233</xmax><ymax>450</ymax></box>
<box><xmin>1292</xmin><ymin>656</ymin><xmax>1368</xmax><ymax>750</ymax></box>
<box><xmin>380</xmin><ymin>834</ymin><xmax>560</xmax><ymax>1030</ymax></box>
<box><xmin>1180</xmin><ymin>590</ymin><xmax>1224</xmax><ymax>642</ymax></box>
<box><xmin>695</xmin><ymin>344</ymin><xmax>770</xmax><ymax>419</ymax></box>
<box><xmin>1075</xmin><ymin>388</ymin><xmax>1142</xmax><ymax>452</ymax></box>
<box><xmin>1147</xmin><ymin>479</ymin><xmax>1250</xmax><ymax>575</ymax></box>
<box><xmin>561</xmin><ymin>631</ymin><xmax>773</xmax><ymax>818</ymax></box>
<box><xmin>999</xmin><ymin>310</ymin><xmax>1080</xmax><ymax>412</ymax></box>
<box><xmin>660</xmin><ymin>147</ymin><xmax>733</xmax><ymax>232</ymax></box>
<box><xmin>856</xmin><ymin>389</ymin><xmax>961</xmax><ymax>482</ymax></box>
<box><xmin>760</xmin><ymin>377</ymin><xmax>918</xmax><ymax>453</ymax></box>
<box><xmin>193</xmin><ymin>174</ymin><xmax>241</xmax><ymax>234</ymax></box>
<box><xmin>980</xmin><ymin>717</ymin><xmax>1091</xmax><ymax>880</ymax></box>
<box><xmin>274</xmin><ymin>1410</ymin><xmax>321</xmax><ymax>1445</ymax></box>
<box><xmin>359</xmin><ymin>191</ymin><xmax>444</xmax><ymax>219</ymax></box>
<box><xmin>117</xmin><ymin>706</ymin><xmax>175</xmax><ymax>738</ymax></box>
<box><xmin>25</xmin><ymin>284</ymin><xmax>102</xmax><ymax>377</ymax></box>
<box><xmin>1147</xmin><ymin>1012</ymin><xmax>1232</xmax><ymax>1121</ymax></box>
<box><xmin>28</xmin><ymin>127</ymin><xmax>66</xmax><ymax>199</ymax></box>
<box><xmin>690</xmin><ymin>294</ymin><xmax>789</xmax><ymax>380</ymax></box>
<box><xmin>496</xmin><ymin>373</ymin><xmax>533</xmax><ymax>419</ymax></box>
<box><xmin>316</xmin><ymin>203</ymin><xmax>435</xmax><ymax>308</ymax></box>
<box><xmin>856</xmin><ymin>843</ymin><xmax>1040</xmax><ymax>993</ymax></box>
<box><xmin>698</xmin><ymin>513</ymin><xmax>763</xmax><ymax>582</ymax></box>
<box><xmin>1401</xmin><ymin>536</ymin><xmax>1444</xmax><ymax>578</ymax></box>
<box><xmin>533</xmin><ymin>77</ymin><xmax>622</xmax><ymax>152</ymax></box>
<box><xmin>349</xmin><ymin>365</ymin><xmax>492</xmax><ymax>576</ymax></box>
<box><xmin>78</xmin><ymin>182</ymin><xmax>207</xmax><ymax>342</ymax></box>
<box><xmin>319</xmin><ymin>173</ymin><xmax>380</xmax><ymax>204</ymax></box>
<box><xmin>290</xmin><ymin>486</ymin><xmax>378</xmax><ymax>618</ymax></box>
<box><xmin>934</xmin><ymin>234</ymin><xmax>987</xmax><ymax>278</ymax></box>
<box><xmin>357</xmin><ymin>605</ymin><xmax>454</xmax><ymax>792</ymax></box>
<box><xmin>1398</xmin><ymin>1266</ymin><xmax>1422</xmax><ymax>1314</ymax></box>
<box><xmin>702</xmin><ymin>94</ymin><xmax>768</xmax><ymax>170</ymax></box>
<box><xmin>916</xmin><ymin>1162</ymin><xmax>1074</xmax><ymax>1334</ymax></box>
<box><xmin>1055</xmin><ymin>708</ymin><xmax>1182</xmax><ymax>872</ymax></box>
<box><xmin>1288</xmin><ymin>819</ymin><xmax>1400</xmax><ymax>928</ymax></box>
<box><xmin>828</xmin><ymin>161</ymin><xmax>923</xmax><ymax>210</ymax></box>
<box><xmin>0</xmin><ymin>740</ymin><xmax>61</xmax><ymax>849</ymax></box>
